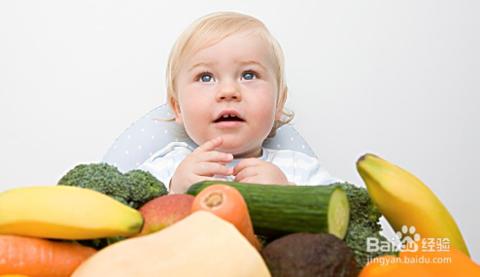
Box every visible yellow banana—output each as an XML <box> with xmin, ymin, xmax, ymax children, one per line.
<box><xmin>0</xmin><ymin>185</ymin><xmax>143</xmax><ymax>239</ymax></box>
<box><xmin>357</xmin><ymin>154</ymin><xmax>469</xmax><ymax>256</ymax></box>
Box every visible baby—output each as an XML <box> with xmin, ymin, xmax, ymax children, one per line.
<box><xmin>140</xmin><ymin>11</ymin><xmax>338</xmax><ymax>193</ymax></box>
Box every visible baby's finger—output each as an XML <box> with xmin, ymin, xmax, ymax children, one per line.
<box><xmin>237</xmin><ymin>177</ymin><xmax>258</xmax><ymax>184</ymax></box>
<box><xmin>195</xmin><ymin>162</ymin><xmax>233</xmax><ymax>177</ymax></box>
<box><xmin>234</xmin><ymin>166</ymin><xmax>258</xmax><ymax>182</ymax></box>
<box><xmin>233</xmin><ymin>158</ymin><xmax>261</xmax><ymax>176</ymax></box>
<box><xmin>198</xmin><ymin>151</ymin><xmax>233</xmax><ymax>163</ymax></box>
<box><xmin>194</xmin><ymin>137</ymin><xmax>223</xmax><ymax>153</ymax></box>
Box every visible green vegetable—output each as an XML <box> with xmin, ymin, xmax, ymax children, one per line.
<box><xmin>58</xmin><ymin>163</ymin><xmax>167</xmax><ymax>209</ymax></box>
<box><xmin>124</xmin><ymin>169</ymin><xmax>168</xmax><ymax>209</ymax></box>
<box><xmin>58</xmin><ymin>163</ymin><xmax>167</xmax><ymax>249</ymax></box>
<box><xmin>187</xmin><ymin>181</ymin><xmax>350</xmax><ymax>240</ymax></box>
<box><xmin>340</xmin><ymin>183</ymin><xmax>398</xmax><ymax>269</ymax></box>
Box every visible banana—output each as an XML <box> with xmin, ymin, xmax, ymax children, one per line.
<box><xmin>357</xmin><ymin>154</ymin><xmax>470</xmax><ymax>256</ymax></box>
<box><xmin>0</xmin><ymin>185</ymin><xmax>143</xmax><ymax>239</ymax></box>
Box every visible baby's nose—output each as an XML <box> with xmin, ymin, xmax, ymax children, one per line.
<box><xmin>216</xmin><ymin>82</ymin><xmax>241</xmax><ymax>101</ymax></box>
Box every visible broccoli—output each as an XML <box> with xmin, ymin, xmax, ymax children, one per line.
<box><xmin>58</xmin><ymin>163</ymin><xmax>167</xmax><ymax>209</ymax></box>
<box><xmin>339</xmin><ymin>183</ymin><xmax>398</xmax><ymax>269</ymax></box>
<box><xmin>124</xmin><ymin>169</ymin><xmax>167</xmax><ymax>208</ymax></box>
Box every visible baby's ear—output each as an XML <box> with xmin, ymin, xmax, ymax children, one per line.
<box><xmin>169</xmin><ymin>96</ymin><xmax>183</xmax><ymax>124</ymax></box>
<box><xmin>275</xmin><ymin>108</ymin><xmax>282</xmax><ymax>121</ymax></box>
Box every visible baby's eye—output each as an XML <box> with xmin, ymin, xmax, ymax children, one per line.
<box><xmin>241</xmin><ymin>71</ymin><xmax>257</xmax><ymax>80</ymax></box>
<box><xmin>198</xmin><ymin>72</ymin><xmax>215</xmax><ymax>83</ymax></box>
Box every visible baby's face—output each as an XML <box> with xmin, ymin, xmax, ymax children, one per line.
<box><xmin>173</xmin><ymin>31</ymin><xmax>280</xmax><ymax>157</ymax></box>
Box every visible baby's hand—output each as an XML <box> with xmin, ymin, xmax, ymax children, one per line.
<box><xmin>233</xmin><ymin>158</ymin><xmax>289</xmax><ymax>185</ymax></box>
<box><xmin>170</xmin><ymin>137</ymin><xmax>233</xmax><ymax>194</ymax></box>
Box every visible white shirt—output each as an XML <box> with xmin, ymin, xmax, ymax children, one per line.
<box><xmin>139</xmin><ymin>142</ymin><xmax>340</xmax><ymax>190</ymax></box>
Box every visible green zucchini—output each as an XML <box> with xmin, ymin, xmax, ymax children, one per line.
<box><xmin>187</xmin><ymin>181</ymin><xmax>350</xmax><ymax>240</ymax></box>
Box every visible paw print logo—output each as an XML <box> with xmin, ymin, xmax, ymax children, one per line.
<box><xmin>396</xmin><ymin>225</ymin><xmax>421</xmax><ymax>252</ymax></box>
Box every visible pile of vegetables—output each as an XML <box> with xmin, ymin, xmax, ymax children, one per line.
<box><xmin>0</xmin><ymin>159</ymin><xmax>478</xmax><ymax>277</ymax></box>
<box><xmin>187</xmin><ymin>180</ymin><xmax>396</xmax><ymax>269</ymax></box>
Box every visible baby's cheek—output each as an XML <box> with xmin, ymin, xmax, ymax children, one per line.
<box><xmin>256</xmin><ymin>106</ymin><xmax>276</xmax><ymax>132</ymax></box>
<box><xmin>181</xmin><ymin>107</ymin><xmax>211</xmax><ymax>143</ymax></box>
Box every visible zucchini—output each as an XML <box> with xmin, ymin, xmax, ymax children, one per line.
<box><xmin>187</xmin><ymin>181</ymin><xmax>350</xmax><ymax>239</ymax></box>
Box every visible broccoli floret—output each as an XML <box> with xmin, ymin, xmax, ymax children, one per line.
<box><xmin>124</xmin><ymin>169</ymin><xmax>168</xmax><ymax>208</ymax></box>
<box><xmin>58</xmin><ymin>163</ymin><xmax>167</xmax><ymax>209</ymax></box>
<box><xmin>339</xmin><ymin>183</ymin><xmax>398</xmax><ymax>269</ymax></box>
<box><xmin>58</xmin><ymin>163</ymin><xmax>129</xmax><ymax>204</ymax></box>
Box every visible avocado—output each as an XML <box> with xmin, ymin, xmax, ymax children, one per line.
<box><xmin>261</xmin><ymin>233</ymin><xmax>358</xmax><ymax>277</ymax></box>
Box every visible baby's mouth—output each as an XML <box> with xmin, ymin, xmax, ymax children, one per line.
<box><xmin>213</xmin><ymin>113</ymin><xmax>246</xmax><ymax>123</ymax></box>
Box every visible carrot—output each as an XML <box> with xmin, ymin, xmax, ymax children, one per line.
<box><xmin>0</xmin><ymin>235</ymin><xmax>96</xmax><ymax>277</ymax></box>
<box><xmin>191</xmin><ymin>184</ymin><xmax>262</xmax><ymax>250</ymax></box>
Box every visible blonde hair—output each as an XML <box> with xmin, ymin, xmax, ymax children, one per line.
<box><xmin>166</xmin><ymin>11</ymin><xmax>293</xmax><ymax>137</ymax></box>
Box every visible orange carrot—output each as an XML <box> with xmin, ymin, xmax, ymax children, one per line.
<box><xmin>191</xmin><ymin>184</ymin><xmax>262</xmax><ymax>250</ymax></box>
<box><xmin>0</xmin><ymin>235</ymin><xmax>96</xmax><ymax>277</ymax></box>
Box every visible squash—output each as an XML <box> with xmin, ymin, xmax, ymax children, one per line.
<box><xmin>72</xmin><ymin>211</ymin><xmax>271</xmax><ymax>277</ymax></box>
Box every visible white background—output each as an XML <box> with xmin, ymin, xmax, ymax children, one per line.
<box><xmin>1</xmin><ymin>1</ymin><xmax>479</xmax><ymax>260</ymax></box>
